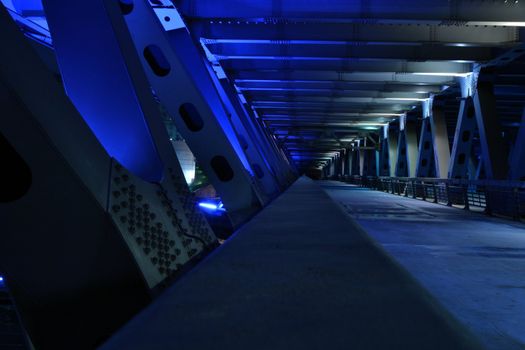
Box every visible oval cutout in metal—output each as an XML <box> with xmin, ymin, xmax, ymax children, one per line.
<box><xmin>143</xmin><ymin>45</ymin><xmax>171</xmax><ymax>77</ymax></box>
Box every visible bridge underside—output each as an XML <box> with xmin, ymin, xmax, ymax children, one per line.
<box><xmin>0</xmin><ymin>1</ymin><xmax>524</xmax><ymax>349</ymax></box>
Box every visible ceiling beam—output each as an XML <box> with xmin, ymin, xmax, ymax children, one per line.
<box><xmin>208</xmin><ymin>42</ymin><xmax>497</xmax><ymax>62</ymax></box>
<box><xmin>176</xmin><ymin>0</ymin><xmax>525</xmax><ymax>24</ymax></box>
<box><xmin>194</xmin><ymin>22</ymin><xmax>518</xmax><ymax>45</ymax></box>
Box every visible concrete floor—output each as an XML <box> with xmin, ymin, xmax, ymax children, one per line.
<box><xmin>101</xmin><ymin>177</ymin><xmax>483</xmax><ymax>350</ymax></box>
<box><xmin>321</xmin><ymin>181</ymin><xmax>525</xmax><ymax>350</ymax></box>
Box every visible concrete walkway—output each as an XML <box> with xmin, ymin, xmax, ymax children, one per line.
<box><xmin>321</xmin><ymin>181</ymin><xmax>525</xmax><ymax>350</ymax></box>
<box><xmin>101</xmin><ymin>177</ymin><xmax>481</xmax><ymax>350</ymax></box>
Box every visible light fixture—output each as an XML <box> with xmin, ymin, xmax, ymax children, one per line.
<box><xmin>198</xmin><ymin>201</ymin><xmax>226</xmax><ymax>212</ymax></box>
<box><xmin>384</xmin><ymin>97</ymin><xmax>429</xmax><ymax>102</ymax></box>
<box><xmin>412</xmin><ymin>72</ymin><xmax>472</xmax><ymax>78</ymax></box>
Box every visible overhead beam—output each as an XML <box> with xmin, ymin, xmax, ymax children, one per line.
<box><xmin>208</xmin><ymin>43</ymin><xmax>496</xmax><ymax>62</ymax></box>
<box><xmin>194</xmin><ymin>22</ymin><xmax>517</xmax><ymax>45</ymax></box>
<box><xmin>177</xmin><ymin>0</ymin><xmax>525</xmax><ymax>24</ymax></box>
<box><xmin>236</xmin><ymin>81</ymin><xmax>445</xmax><ymax>93</ymax></box>
<box><xmin>223</xmin><ymin>60</ymin><xmax>471</xmax><ymax>73</ymax></box>
<box><xmin>231</xmin><ymin>71</ymin><xmax>458</xmax><ymax>84</ymax></box>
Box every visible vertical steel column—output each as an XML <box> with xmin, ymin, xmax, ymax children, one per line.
<box><xmin>416</xmin><ymin>118</ymin><xmax>435</xmax><ymax>177</ymax></box>
<box><xmin>449</xmin><ymin>97</ymin><xmax>477</xmax><ymax>179</ymax></box>
<box><xmin>344</xmin><ymin>148</ymin><xmax>352</xmax><ymax>176</ymax></box>
<box><xmin>339</xmin><ymin>149</ymin><xmax>345</xmax><ymax>177</ymax></box>
<box><xmin>405</xmin><ymin>119</ymin><xmax>419</xmax><ymax>177</ymax></box>
<box><xmin>473</xmin><ymin>78</ymin><xmax>507</xmax><ymax>179</ymax></box>
<box><xmin>510</xmin><ymin>108</ymin><xmax>525</xmax><ymax>181</ymax></box>
<box><xmin>359</xmin><ymin>140</ymin><xmax>366</xmax><ymax>176</ymax></box>
<box><xmin>387</xmin><ymin>125</ymin><xmax>398</xmax><ymax>177</ymax></box>
<box><xmin>395</xmin><ymin>127</ymin><xmax>408</xmax><ymax>177</ymax></box>
<box><xmin>379</xmin><ymin>130</ymin><xmax>388</xmax><ymax>176</ymax></box>
<box><xmin>430</xmin><ymin>99</ymin><xmax>451</xmax><ymax>178</ymax></box>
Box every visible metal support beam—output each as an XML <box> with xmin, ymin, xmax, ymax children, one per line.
<box><xmin>510</xmin><ymin>108</ymin><xmax>525</xmax><ymax>181</ymax></box>
<box><xmin>344</xmin><ymin>148</ymin><xmax>352</xmax><ymax>176</ymax></box>
<box><xmin>379</xmin><ymin>130</ymin><xmax>390</xmax><ymax>176</ymax></box>
<box><xmin>387</xmin><ymin>126</ymin><xmax>398</xmax><ymax>177</ymax></box>
<box><xmin>207</xmin><ymin>66</ymin><xmax>282</xmax><ymax>200</ymax></box>
<box><xmin>429</xmin><ymin>101</ymin><xmax>451</xmax><ymax>178</ymax></box>
<box><xmin>117</xmin><ymin>0</ymin><xmax>277</xmax><ymax>224</ymax></box>
<box><xmin>405</xmin><ymin>119</ymin><xmax>419</xmax><ymax>177</ymax></box>
<box><xmin>0</xmin><ymin>5</ymin><xmax>217</xmax><ymax>348</ymax></box>
<box><xmin>218</xmin><ymin>77</ymin><xmax>292</xmax><ymax>189</ymax></box>
<box><xmin>351</xmin><ymin>149</ymin><xmax>360</xmax><ymax>175</ymax></box>
<box><xmin>416</xmin><ymin>118</ymin><xmax>435</xmax><ymax>177</ymax></box>
<box><xmin>395</xmin><ymin>129</ymin><xmax>408</xmax><ymax>177</ymax></box>
<box><xmin>473</xmin><ymin>78</ymin><xmax>508</xmax><ymax>179</ymax></box>
<box><xmin>193</xmin><ymin>21</ymin><xmax>516</xmax><ymax>45</ymax></box>
<box><xmin>177</xmin><ymin>0</ymin><xmax>525</xmax><ymax>24</ymax></box>
<box><xmin>449</xmin><ymin>97</ymin><xmax>477</xmax><ymax>179</ymax></box>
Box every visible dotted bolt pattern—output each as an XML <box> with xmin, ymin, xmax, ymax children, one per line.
<box><xmin>108</xmin><ymin>161</ymin><xmax>216</xmax><ymax>288</ymax></box>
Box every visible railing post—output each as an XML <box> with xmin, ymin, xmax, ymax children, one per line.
<box><xmin>484</xmin><ymin>186</ymin><xmax>492</xmax><ymax>216</ymax></box>
<box><xmin>446</xmin><ymin>182</ymin><xmax>453</xmax><ymax>206</ymax></box>
<box><xmin>463</xmin><ymin>183</ymin><xmax>470</xmax><ymax>211</ymax></box>
<box><xmin>432</xmin><ymin>182</ymin><xmax>438</xmax><ymax>203</ymax></box>
<box><xmin>411</xmin><ymin>180</ymin><xmax>416</xmax><ymax>199</ymax></box>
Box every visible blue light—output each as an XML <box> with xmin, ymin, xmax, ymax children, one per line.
<box><xmin>198</xmin><ymin>200</ymin><xmax>226</xmax><ymax>212</ymax></box>
<box><xmin>199</xmin><ymin>202</ymin><xmax>219</xmax><ymax>210</ymax></box>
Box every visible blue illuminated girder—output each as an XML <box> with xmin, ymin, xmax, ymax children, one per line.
<box><xmin>119</xmin><ymin>1</ymin><xmax>290</xmax><ymax>224</ymax></box>
<box><xmin>448</xmin><ymin>97</ymin><xmax>478</xmax><ymax>179</ymax></box>
<box><xmin>176</xmin><ymin>0</ymin><xmax>525</xmax><ymax>23</ymax></box>
<box><xmin>387</xmin><ymin>127</ymin><xmax>399</xmax><ymax>177</ymax></box>
<box><xmin>416</xmin><ymin>118</ymin><xmax>436</xmax><ymax>177</ymax></box>
<box><xmin>430</xmin><ymin>101</ymin><xmax>451</xmax><ymax>179</ymax></box>
<box><xmin>42</xmin><ymin>0</ymin><xmax>217</xmax><ymax>264</ymax></box>
<box><xmin>404</xmin><ymin>119</ymin><xmax>419</xmax><ymax>177</ymax></box>
<box><xmin>42</xmin><ymin>0</ymin><xmax>166</xmax><ymax>182</ymax></box>
<box><xmin>473</xmin><ymin>79</ymin><xmax>508</xmax><ymax>179</ymax></box>
<box><xmin>212</xmin><ymin>73</ymin><xmax>287</xmax><ymax>196</ymax></box>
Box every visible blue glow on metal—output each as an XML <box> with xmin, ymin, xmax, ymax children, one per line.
<box><xmin>198</xmin><ymin>201</ymin><xmax>226</xmax><ymax>212</ymax></box>
<box><xmin>44</xmin><ymin>1</ymin><xmax>165</xmax><ymax>181</ymax></box>
<box><xmin>199</xmin><ymin>202</ymin><xmax>219</xmax><ymax>210</ymax></box>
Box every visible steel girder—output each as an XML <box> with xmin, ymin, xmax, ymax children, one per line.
<box><xmin>215</xmin><ymin>76</ymin><xmax>294</xmax><ymax>189</ymax></box>
<box><xmin>114</xmin><ymin>0</ymin><xmax>294</xmax><ymax>223</ymax></box>
<box><xmin>510</xmin><ymin>108</ymin><xmax>525</xmax><ymax>180</ymax></box>
<box><xmin>448</xmin><ymin>97</ymin><xmax>478</xmax><ymax>179</ymax></box>
<box><xmin>396</xmin><ymin>118</ymin><xmax>419</xmax><ymax>177</ymax></box>
<box><xmin>175</xmin><ymin>0</ymin><xmax>525</xmax><ymax>24</ymax></box>
<box><xmin>415</xmin><ymin>118</ymin><xmax>436</xmax><ymax>177</ymax></box>
<box><xmin>473</xmin><ymin>79</ymin><xmax>508</xmax><ymax>179</ymax></box>
<box><xmin>205</xmin><ymin>64</ymin><xmax>282</xmax><ymax>200</ymax></box>
<box><xmin>194</xmin><ymin>22</ymin><xmax>517</xmax><ymax>45</ymax></box>
<box><xmin>0</xmin><ymin>5</ymin><xmax>218</xmax><ymax>347</ymax></box>
<box><xmin>42</xmin><ymin>0</ymin><xmax>218</xmax><ymax>271</ymax></box>
<box><xmin>207</xmin><ymin>42</ymin><xmax>497</xmax><ymax>62</ymax></box>
<box><xmin>387</xmin><ymin>126</ymin><xmax>399</xmax><ymax>177</ymax></box>
<box><xmin>224</xmin><ymin>60</ymin><xmax>472</xmax><ymax>74</ymax></box>
<box><xmin>429</xmin><ymin>100</ymin><xmax>452</xmax><ymax>178</ymax></box>
<box><xmin>231</xmin><ymin>71</ymin><xmax>458</xmax><ymax>84</ymax></box>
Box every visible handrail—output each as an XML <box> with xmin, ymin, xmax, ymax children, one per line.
<box><xmin>333</xmin><ymin>175</ymin><xmax>525</xmax><ymax>222</ymax></box>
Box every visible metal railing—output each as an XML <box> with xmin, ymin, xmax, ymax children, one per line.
<box><xmin>335</xmin><ymin>175</ymin><xmax>525</xmax><ymax>222</ymax></box>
